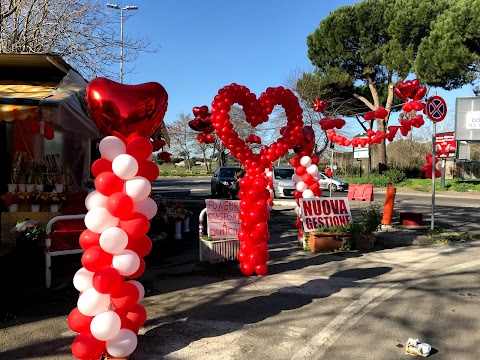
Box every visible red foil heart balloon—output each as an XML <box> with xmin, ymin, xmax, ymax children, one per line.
<box><xmin>86</xmin><ymin>77</ymin><xmax>168</xmax><ymax>138</ymax></box>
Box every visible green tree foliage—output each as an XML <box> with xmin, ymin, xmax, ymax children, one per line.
<box><xmin>300</xmin><ymin>0</ymin><xmax>479</xmax><ymax>166</ymax></box>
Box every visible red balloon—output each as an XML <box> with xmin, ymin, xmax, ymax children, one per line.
<box><xmin>107</xmin><ymin>192</ymin><xmax>134</xmax><ymax>220</ymax></box>
<box><xmin>126</xmin><ymin>234</ymin><xmax>152</xmax><ymax>257</ymax></box>
<box><xmin>127</xmin><ymin>136</ymin><xmax>153</xmax><ymax>161</ymax></box>
<box><xmin>115</xmin><ymin>309</ymin><xmax>139</xmax><ymax>334</ymax></box>
<box><xmin>68</xmin><ymin>308</ymin><xmax>93</xmax><ymax>333</ymax></box>
<box><xmin>92</xmin><ymin>266</ymin><xmax>123</xmax><ymax>294</ymax></box>
<box><xmin>119</xmin><ymin>212</ymin><xmax>150</xmax><ymax>239</ymax></box>
<box><xmin>137</xmin><ymin>160</ymin><xmax>160</xmax><ymax>182</ymax></box>
<box><xmin>412</xmin><ymin>87</ymin><xmax>427</xmax><ymax>101</ymax></box>
<box><xmin>85</xmin><ymin>77</ymin><xmax>168</xmax><ymax>138</ymax></box>
<box><xmin>310</xmin><ymin>155</ymin><xmax>319</xmax><ymax>165</ymax></box>
<box><xmin>126</xmin><ymin>303</ymin><xmax>147</xmax><ymax>329</ymax></box>
<box><xmin>151</xmin><ymin>139</ymin><xmax>166</xmax><ymax>152</ymax></box>
<box><xmin>94</xmin><ymin>172</ymin><xmax>124</xmax><ymax>196</ymax></box>
<box><xmin>127</xmin><ymin>257</ymin><xmax>146</xmax><ymax>279</ymax></box>
<box><xmin>255</xmin><ymin>264</ymin><xmax>268</xmax><ymax>276</ymax></box>
<box><xmin>295</xmin><ymin>166</ymin><xmax>306</xmax><ymax>176</ymax></box>
<box><xmin>91</xmin><ymin>158</ymin><xmax>112</xmax><ymax>177</ymax></box>
<box><xmin>71</xmin><ymin>331</ymin><xmax>105</xmax><ymax>360</ymax></box>
<box><xmin>111</xmin><ymin>282</ymin><xmax>140</xmax><ymax>310</ymax></box>
<box><xmin>240</xmin><ymin>261</ymin><xmax>255</xmax><ymax>276</ymax></box>
<box><xmin>374</xmin><ymin>107</ymin><xmax>389</xmax><ymax>119</ymax></box>
<box><xmin>302</xmin><ymin>173</ymin><xmax>314</xmax><ymax>185</ymax></box>
<box><xmin>79</xmin><ymin>229</ymin><xmax>100</xmax><ymax>250</ymax></box>
<box><xmin>81</xmin><ymin>246</ymin><xmax>113</xmax><ymax>272</ymax></box>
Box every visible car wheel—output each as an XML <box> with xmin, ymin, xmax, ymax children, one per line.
<box><xmin>328</xmin><ymin>184</ymin><xmax>337</xmax><ymax>192</ymax></box>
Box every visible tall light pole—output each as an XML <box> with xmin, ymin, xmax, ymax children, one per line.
<box><xmin>106</xmin><ymin>3</ymin><xmax>138</xmax><ymax>83</ymax></box>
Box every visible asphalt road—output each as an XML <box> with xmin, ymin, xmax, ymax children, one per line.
<box><xmin>152</xmin><ymin>176</ymin><xmax>480</xmax><ymax>208</ymax></box>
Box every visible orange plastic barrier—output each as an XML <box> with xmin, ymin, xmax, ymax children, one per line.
<box><xmin>347</xmin><ymin>184</ymin><xmax>374</xmax><ymax>202</ymax></box>
<box><xmin>381</xmin><ymin>187</ymin><xmax>396</xmax><ymax>225</ymax></box>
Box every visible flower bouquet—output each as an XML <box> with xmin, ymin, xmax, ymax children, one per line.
<box><xmin>48</xmin><ymin>190</ymin><xmax>66</xmax><ymax>212</ymax></box>
<box><xmin>2</xmin><ymin>192</ymin><xmax>20</xmax><ymax>211</ymax></box>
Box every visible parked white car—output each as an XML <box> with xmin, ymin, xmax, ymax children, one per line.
<box><xmin>272</xmin><ymin>166</ymin><xmax>349</xmax><ymax>198</ymax></box>
<box><xmin>318</xmin><ymin>172</ymin><xmax>349</xmax><ymax>192</ymax></box>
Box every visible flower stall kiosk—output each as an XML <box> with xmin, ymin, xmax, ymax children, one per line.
<box><xmin>0</xmin><ymin>53</ymin><xmax>100</xmax><ymax>254</ymax></box>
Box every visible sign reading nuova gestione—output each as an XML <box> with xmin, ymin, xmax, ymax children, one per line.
<box><xmin>299</xmin><ymin>197</ymin><xmax>352</xmax><ymax>233</ymax></box>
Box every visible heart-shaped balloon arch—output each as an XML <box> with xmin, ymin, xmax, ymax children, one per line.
<box><xmin>209</xmin><ymin>84</ymin><xmax>304</xmax><ymax>275</ymax></box>
<box><xmin>67</xmin><ymin>78</ymin><xmax>167</xmax><ymax>360</ymax></box>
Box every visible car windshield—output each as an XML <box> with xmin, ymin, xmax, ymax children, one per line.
<box><xmin>219</xmin><ymin>168</ymin><xmax>239</xmax><ymax>178</ymax></box>
<box><xmin>275</xmin><ymin>168</ymin><xmax>294</xmax><ymax>180</ymax></box>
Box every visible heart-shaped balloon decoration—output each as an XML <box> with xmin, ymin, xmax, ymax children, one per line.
<box><xmin>210</xmin><ymin>84</ymin><xmax>303</xmax><ymax>171</ymax></box>
<box><xmin>86</xmin><ymin>77</ymin><xmax>168</xmax><ymax>138</ymax></box>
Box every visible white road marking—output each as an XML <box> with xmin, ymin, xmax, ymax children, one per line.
<box><xmin>290</xmin><ymin>258</ymin><xmax>480</xmax><ymax>359</ymax></box>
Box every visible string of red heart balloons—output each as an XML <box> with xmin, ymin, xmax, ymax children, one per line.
<box><xmin>210</xmin><ymin>83</ymin><xmax>304</xmax><ymax>276</ymax></box>
<box><xmin>67</xmin><ymin>77</ymin><xmax>168</xmax><ymax>360</ymax></box>
<box><xmin>317</xmin><ymin>79</ymin><xmax>428</xmax><ymax>147</ymax></box>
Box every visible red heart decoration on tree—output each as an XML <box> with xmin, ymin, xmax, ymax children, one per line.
<box><xmin>363</xmin><ymin>111</ymin><xmax>375</xmax><ymax>121</ymax></box>
<box><xmin>412</xmin><ymin>87</ymin><xmax>427</xmax><ymax>101</ymax></box>
<box><xmin>210</xmin><ymin>84</ymin><xmax>303</xmax><ymax>170</ymax></box>
<box><xmin>374</xmin><ymin>106</ymin><xmax>389</xmax><ymax>119</ymax></box>
<box><xmin>86</xmin><ymin>78</ymin><xmax>168</xmax><ymax>138</ymax></box>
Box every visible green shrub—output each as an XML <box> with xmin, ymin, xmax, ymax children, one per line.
<box><xmin>383</xmin><ymin>168</ymin><xmax>406</xmax><ymax>184</ymax></box>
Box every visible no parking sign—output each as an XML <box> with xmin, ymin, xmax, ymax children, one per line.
<box><xmin>425</xmin><ymin>95</ymin><xmax>447</xmax><ymax>122</ymax></box>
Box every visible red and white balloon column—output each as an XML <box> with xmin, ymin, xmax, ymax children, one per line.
<box><xmin>289</xmin><ymin>126</ymin><xmax>321</xmax><ymax>241</ymax></box>
<box><xmin>68</xmin><ymin>78</ymin><xmax>167</xmax><ymax>360</ymax></box>
<box><xmin>210</xmin><ymin>84</ymin><xmax>303</xmax><ymax>276</ymax></box>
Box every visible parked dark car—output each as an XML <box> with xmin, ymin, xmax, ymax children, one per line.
<box><xmin>211</xmin><ymin>166</ymin><xmax>241</xmax><ymax>198</ymax></box>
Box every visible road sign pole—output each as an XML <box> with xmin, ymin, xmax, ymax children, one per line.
<box><xmin>431</xmin><ymin>122</ymin><xmax>436</xmax><ymax>230</ymax></box>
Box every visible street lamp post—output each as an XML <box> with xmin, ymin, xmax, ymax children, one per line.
<box><xmin>106</xmin><ymin>3</ymin><xmax>138</xmax><ymax>83</ymax></box>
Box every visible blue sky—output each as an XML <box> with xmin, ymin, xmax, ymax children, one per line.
<box><xmin>105</xmin><ymin>0</ymin><xmax>476</xmax><ymax>134</ymax></box>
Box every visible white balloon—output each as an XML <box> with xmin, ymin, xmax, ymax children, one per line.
<box><xmin>294</xmin><ymin>205</ymin><xmax>301</xmax><ymax>216</ymax></box>
<box><xmin>99</xmin><ymin>136</ymin><xmax>126</xmax><ymax>161</ymax></box>
<box><xmin>302</xmin><ymin>189</ymin><xmax>314</xmax><ymax>198</ymax></box>
<box><xmin>106</xmin><ymin>329</ymin><xmax>138</xmax><ymax>358</ymax></box>
<box><xmin>269</xmin><ymin>189</ymin><xmax>274</xmax><ymax>198</ymax></box>
<box><xmin>77</xmin><ymin>288</ymin><xmax>111</xmax><ymax>316</ymax></box>
<box><xmin>99</xmin><ymin>227</ymin><xmax>128</xmax><ymax>254</ymax></box>
<box><xmin>292</xmin><ymin>174</ymin><xmax>301</xmax><ymax>184</ymax></box>
<box><xmin>313</xmin><ymin>173</ymin><xmax>321</xmax><ymax>181</ymax></box>
<box><xmin>112</xmin><ymin>154</ymin><xmax>139</xmax><ymax>180</ymax></box>
<box><xmin>85</xmin><ymin>207</ymin><xmax>119</xmax><ymax>233</ymax></box>
<box><xmin>112</xmin><ymin>250</ymin><xmax>140</xmax><ymax>276</ymax></box>
<box><xmin>296</xmin><ymin>181</ymin><xmax>307</xmax><ymax>192</ymax></box>
<box><xmin>90</xmin><ymin>310</ymin><xmax>121</xmax><ymax>341</ymax></box>
<box><xmin>128</xmin><ymin>280</ymin><xmax>145</xmax><ymax>301</ymax></box>
<box><xmin>85</xmin><ymin>190</ymin><xmax>108</xmax><ymax>210</ymax></box>
<box><xmin>73</xmin><ymin>267</ymin><xmax>94</xmax><ymax>292</ymax></box>
<box><xmin>132</xmin><ymin>197</ymin><xmax>158</xmax><ymax>220</ymax></box>
<box><xmin>125</xmin><ymin>177</ymin><xmax>151</xmax><ymax>201</ymax></box>
<box><xmin>306</xmin><ymin>164</ymin><xmax>318</xmax><ymax>175</ymax></box>
<box><xmin>300</xmin><ymin>156</ymin><xmax>312</xmax><ymax>167</ymax></box>
<box><xmin>265</xmin><ymin>171</ymin><xmax>272</xmax><ymax>178</ymax></box>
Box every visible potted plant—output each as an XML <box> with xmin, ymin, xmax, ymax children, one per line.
<box><xmin>305</xmin><ymin>223</ymin><xmax>355</xmax><ymax>253</ymax></box>
<box><xmin>354</xmin><ymin>204</ymin><xmax>382</xmax><ymax>250</ymax></box>
<box><xmin>48</xmin><ymin>190</ymin><xmax>66</xmax><ymax>212</ymax></box>
<box><xmin>27</xmin><ymin>189</ymin><xmax>45</xmax><ymax>212</ymax></box>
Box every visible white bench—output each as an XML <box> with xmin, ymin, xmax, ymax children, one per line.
<box><xmin>45</xmin><ymin>214</ymin><xmax>86</xmax><ymax>288</ymax></box>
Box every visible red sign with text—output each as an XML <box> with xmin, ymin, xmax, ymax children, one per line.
<box><xmin>435</xmin><ymin>132</ymin><xmax>456</xmax><ymax>159</ymax></box>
